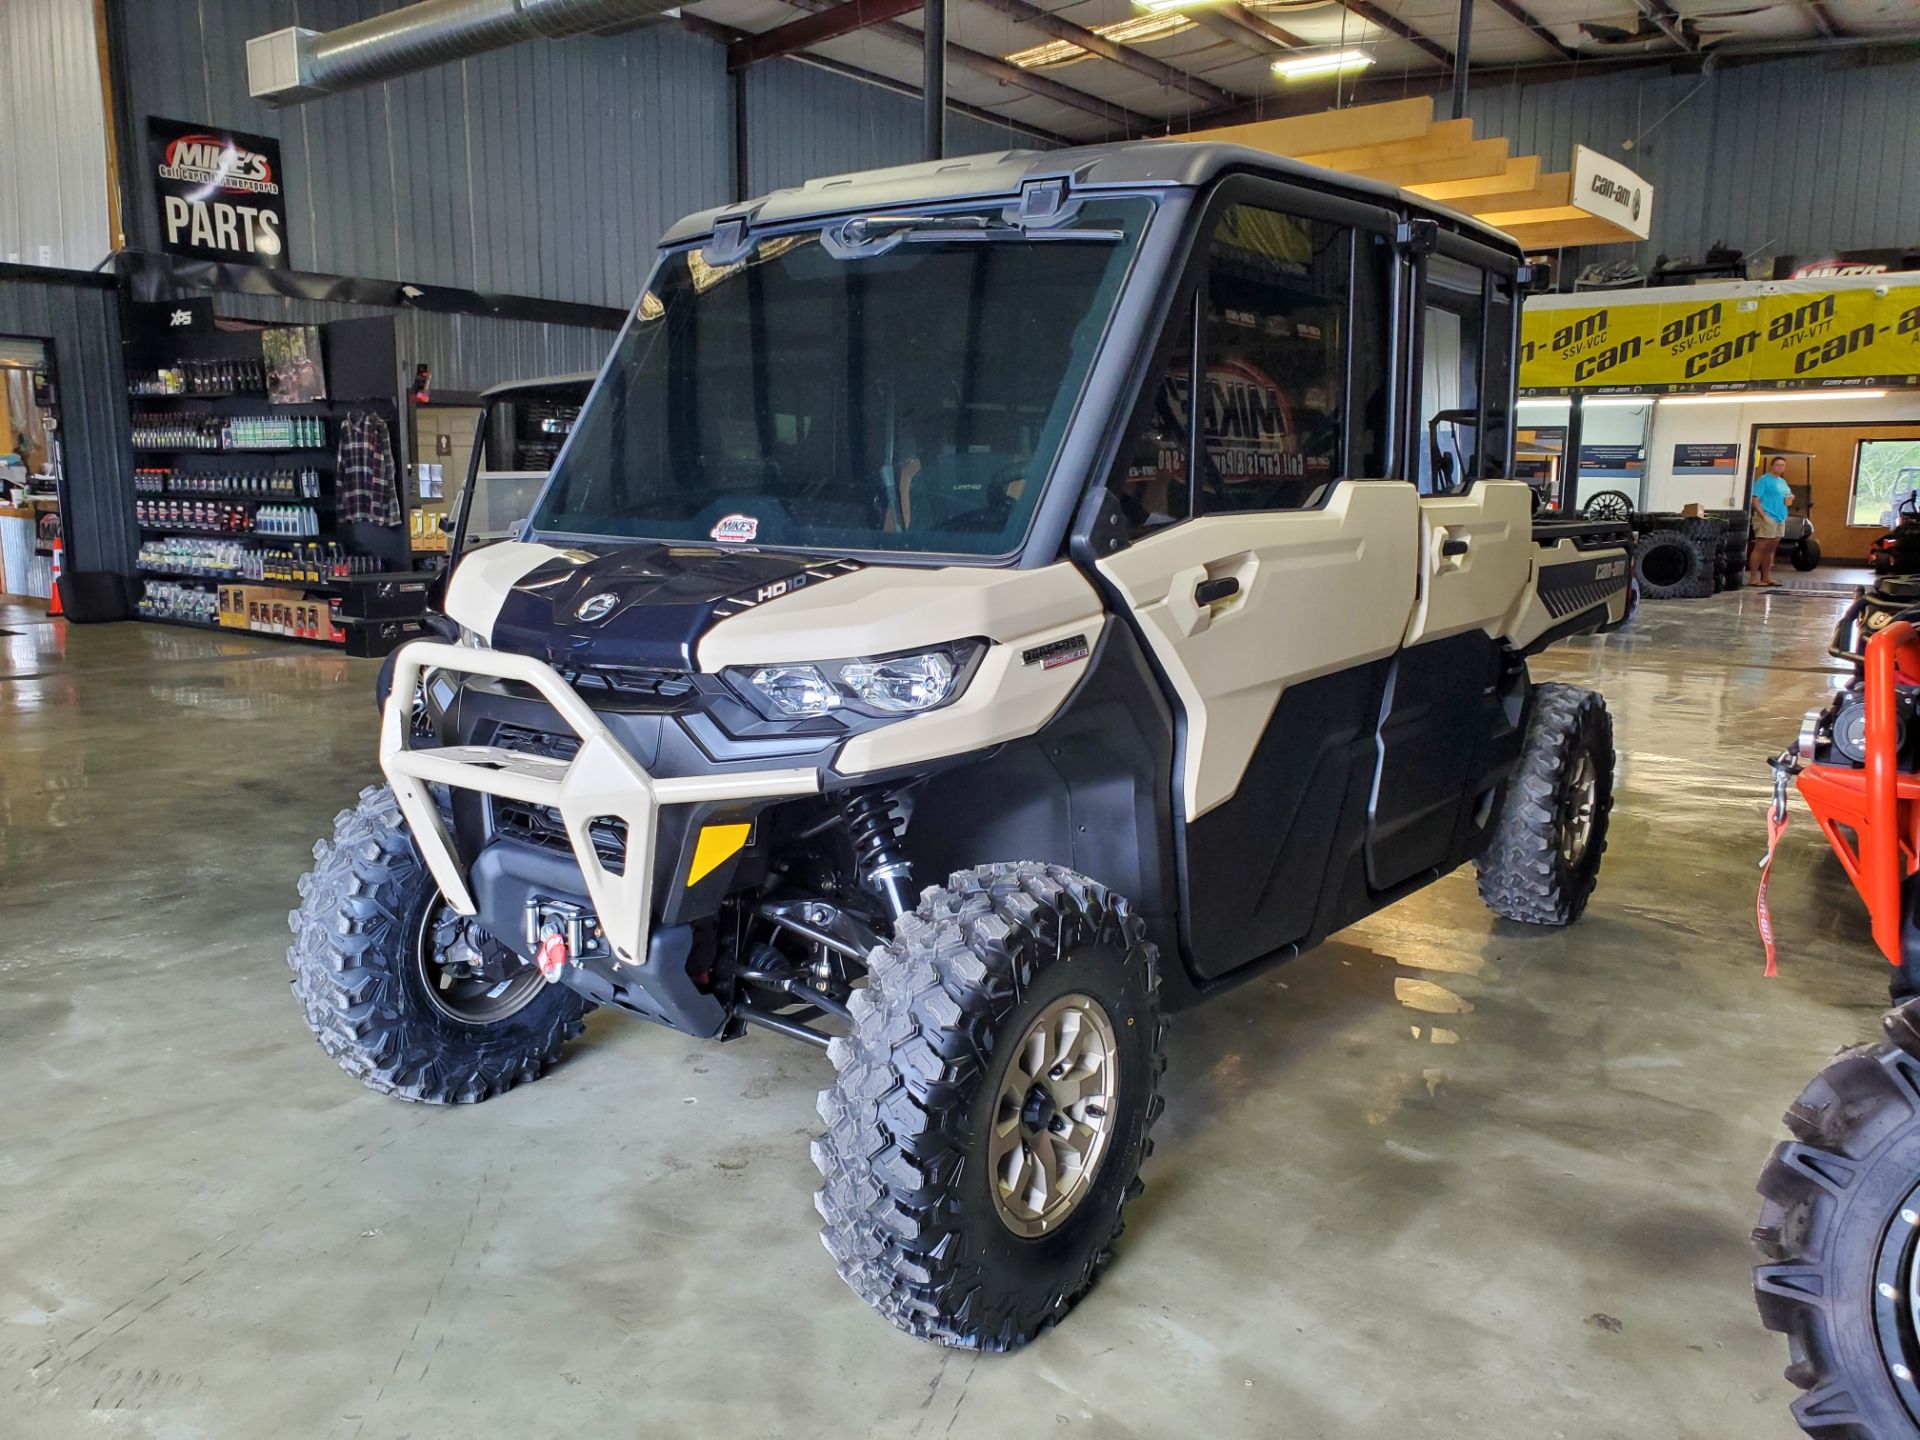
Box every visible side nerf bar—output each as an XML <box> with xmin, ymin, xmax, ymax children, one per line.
<box><xmin>379</xmin><ymin>641</ymin><xmax>818</xmax><ymax>967</ymax></box>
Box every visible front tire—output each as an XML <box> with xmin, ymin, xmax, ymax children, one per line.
<box><xmin>1755</xmin><ymin>1004</ymin><xmax>1920</xmax><ymax>1438</ymax></box>
<box><xmin>812</xmin><ymin>862</ymin><xmax>1166</xmax><ymax>1350</ymax></box>
<box><xmin>287</xmin><ymin>784</ymin><xmax>588</xmax><ymax>1103</ymax></box>
<box><xmin>1476</xmin><ymin>683</ymin><xmax>1614</xmax><ymax>926</ymax></box>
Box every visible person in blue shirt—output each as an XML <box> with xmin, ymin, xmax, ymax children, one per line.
<box><xmin>1750</xmin><ymin>456</ymin><xmax>1793</xmax><ymax>587</ymax></box>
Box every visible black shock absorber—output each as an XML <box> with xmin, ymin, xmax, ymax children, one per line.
<box><xmin>838</xmin><ymin>788</ymin><xmax>915</xmax><ymax>920</ymax></box>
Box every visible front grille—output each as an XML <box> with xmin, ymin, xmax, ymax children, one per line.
<box><xmin>490</xmin><ymin>724</ymin><xmax>624</xmax><ymax>872</ymax></box>
<box><xmin>556</xmin><ymin>665</ymin><xmax>697</xmax><ymax>709</ymax></box>
<box><xmin>494</xmin><ymin>799</ymin><xmax>628</xmax><ymax>874</ymax></box>
<box><xmin>494</xmin><ymin>723</ymin><xmax>581</xmax><ymax>763</ymax></box>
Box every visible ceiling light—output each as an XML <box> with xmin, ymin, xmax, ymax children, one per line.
<box><xmin>1273</xmin><ymin>49</ymin><xmax>1375</xmax><ymax>80</ymax></box>
<box><xmin>1658</xmin><ymin>389</ymin><xmax>1890</xmax><ymax>406</ymax></box>
<box><xmin>1132</xmin><ymin>0</ymin><xmax>1221</xmax><ymax>12</ymax></box>
<box><xmin>1516</xmin><ymin>397</ymin><xmax>1572</xmax><ymax>408</ymax></box>
<box><xmin>1577</xmin><ymin>395</ymin><xmax>1652</xmax><ymax>407</ymax></box>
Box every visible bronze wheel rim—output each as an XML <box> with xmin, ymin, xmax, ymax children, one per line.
<box><xmin>1558</xmin><ymin>750</ymin><xmax>1598</xmax><ymax>866</ymax></box>
<box><xmin>987</xmin><ymin>992</ymin><xmax>1121</xmax><ymax>1238</ymax></box>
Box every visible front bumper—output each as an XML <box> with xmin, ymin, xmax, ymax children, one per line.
<box><xmin>380</xmin><ymin>641</ymin><xmax>818</xmax><ymax>966</ymax></box>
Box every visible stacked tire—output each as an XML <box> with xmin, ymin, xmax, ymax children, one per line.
<box><xmin>1710</xmin><ymin>509</ymin><xmax>1749</xmax><ymax>591</ymax></box>
<box><xmin>1632</xmin><ymin>515</ymin><xmax>1721</xmax><ymax>601</ymax></box>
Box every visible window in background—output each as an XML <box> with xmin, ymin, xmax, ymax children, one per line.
<box><xmin>1850</xmin><ymin>437</ymin><xmax>1920</xmax><ymax>527</ymax></box>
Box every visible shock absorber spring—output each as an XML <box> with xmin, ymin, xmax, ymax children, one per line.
<box><xmin>838</xmin><ymin>787</ymin><xmax>915</xmax><ymax>920</ymax></box>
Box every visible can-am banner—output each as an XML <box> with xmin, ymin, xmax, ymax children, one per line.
<box><xmin>148</xmin><ymin>116</ymin><xmax>289</xmax><ymax>269</ymax></box>
<box><xmin>1520</xmin><ymin>273</ymin><xmax>1920</xmax><ymax>394</ymax></box>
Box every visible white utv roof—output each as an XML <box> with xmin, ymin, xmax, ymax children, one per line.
<box><xmin>659</xmin><ymin>140</ymin><xmax>1522</xmax><ymax>259</ymax></box>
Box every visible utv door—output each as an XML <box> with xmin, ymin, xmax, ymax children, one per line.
<box><xmin>1367</xmin><ymin>244</ymin><xmax>1531</xmax><ymax>893</ymax></box>
<box><xmin>1094</xmin><ymin>180</ymin><xmax>1416</xmax><ymax>980</ymax></box>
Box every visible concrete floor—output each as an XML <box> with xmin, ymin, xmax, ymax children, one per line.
<box><xmin>0</xmin><ymin>590</ymin><xmax>1888</xmax><ymax>1439</ymax></box>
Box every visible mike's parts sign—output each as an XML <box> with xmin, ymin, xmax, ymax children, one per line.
<box><xmin>148</xmin><ymin>116</ymin><xmax>289</xmax><ymax>268</ymax></box>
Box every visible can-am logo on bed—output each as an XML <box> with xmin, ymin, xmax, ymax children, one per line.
<box><xmin>148</xmin><ymin>116</ymin><xmax>290</xmax><ymax>269</ymax></box>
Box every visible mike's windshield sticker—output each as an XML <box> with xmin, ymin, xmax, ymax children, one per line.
<box><xmin>711</xmin><ymin>514</ymin><xmax>759</xmax><ymax>543</ymax></box>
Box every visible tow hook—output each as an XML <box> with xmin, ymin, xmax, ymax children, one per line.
<box><xmin>525</xmin><ymin>897</ymin><xmax>599</xmax><ymax>980</ymax></box>
<box><xmin>535</xmin><ymin>923</ymin><xmax>571</xmax><ymax>982</ymax></box>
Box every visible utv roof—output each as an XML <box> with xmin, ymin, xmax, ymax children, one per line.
<box><xmin>479</xmin><ymin>372</ymin><xmax>597</xmax><ymax>401</ymax></box>
<box><xmin>661</xmin><ymin>140</ymin><xmax>1521</xmax><ymax>258</ymax></box>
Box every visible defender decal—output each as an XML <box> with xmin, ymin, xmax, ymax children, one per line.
<box><xmin>1023</xmin><ymin>634</ymin><xmax>1091</xmax><ymax>670</ymax></box>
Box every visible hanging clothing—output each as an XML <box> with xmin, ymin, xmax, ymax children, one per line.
<box><xmin>337</xmin><ymin>410</ymin><xmax>401</xmax><ymax>526</ymax></box>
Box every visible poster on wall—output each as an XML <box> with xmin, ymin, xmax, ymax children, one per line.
<box><xmin>1672</xmin><ymin>443</ymin><xmax>1740</xmax><ymax>479</ymax></box>
<box><xmin>1578</xmin><ymin>445</ymin><xmax>1645</xmax><ymax>480</ymax></box>
<box><xmin>148</xmin><ymin>117</ymin><xmax>290</xmax><ymax>269</ymax></box>
<box><xmin>262</xmin><ymin>327</ymin><xmax>327</xmax><ymax>405</ymax></box>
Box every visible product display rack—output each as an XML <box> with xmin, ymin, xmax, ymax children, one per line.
<box><xmin>121</xmin><ymin>314</ymin><xmax>429</xmax><ymax>652</ymax></box>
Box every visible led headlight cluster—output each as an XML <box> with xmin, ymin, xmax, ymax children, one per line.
<box><xmin>728</xmin><ymin>641</ymin><xmax>983</xmax><ymax>720</ymax></box>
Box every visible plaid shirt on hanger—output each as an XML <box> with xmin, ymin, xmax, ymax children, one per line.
<box><xmin>337</xmin><ymin>411</ymin><xmax>401</xmax><ymax>526</ymax></box>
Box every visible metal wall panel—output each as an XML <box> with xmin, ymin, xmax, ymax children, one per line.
<box><xmin>115</xmin><ymin>0</ymin><xmax>730</xmax><ymax>309</ymax></box>
<box><xmin>1468</xmin><ymin>54</ymin><xmax>1920</xmax><ymax>268</ymax></box>
<box><xmin>0</xmin><ymin>275</ymin><xmax>135</xmax><ymax>573</ymax></box>
<box><xmin>745</xmin><ymin>60</ymin><xmax>1047</xmax><ymax>199</ymax></box>
<box><xmin>0</xmin><ymin>0</ymin><xmax>115</xmax><ymax>270</ymax></box>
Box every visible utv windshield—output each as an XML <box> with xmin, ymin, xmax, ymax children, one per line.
<box><xmin>530</xmin><ymin>198</ymin><xmax>1154</xmax><ymax>557</ymax></box>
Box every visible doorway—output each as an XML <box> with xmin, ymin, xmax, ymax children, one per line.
<box><xmin>0</xmin><ymin>336</ymin><xmax>66</xmax><ymax>604</ymax></box>
<box><xmin>1750</xmin><ymin>420</ymin><xmax>1920</xmax><ymax>565</ymax></box>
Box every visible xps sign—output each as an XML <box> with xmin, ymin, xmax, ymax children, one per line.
<box><xmin>147</xmin><ymin>116</ymin><xmax>289</xmax><ymax>268</ymax></box>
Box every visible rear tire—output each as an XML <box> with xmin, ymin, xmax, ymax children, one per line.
<box><xmin>287</xmin><ymin>784</ymin><xmax>588</xmax><ymax>1103</ymax></box>
<box><xmin>1754</xmin><ymin>1004</ymin><xmax>1920</xmax><ymax>1438</ymax></box>
<box><xmin>1476</xmin><ymin>684</ymin><xmax>1614</xmax><ymax>926</ymax></box>
<box><xmin>813</xmin><ymin>862</ymin><xmax>1166</xmax><ymax>1350</ymax></box>
<box><xmin>1796</xmin><ymin>537</ymin><xmax>1824</xmax><ymax>572</ymax></box>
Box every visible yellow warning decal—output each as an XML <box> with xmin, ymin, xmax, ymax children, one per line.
<box><xmin>687</xmin><ymin>823</ymin><xmax>752</xmax><ymax>886</ymax></box>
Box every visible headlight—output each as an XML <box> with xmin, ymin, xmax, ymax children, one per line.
<box><xmin>731</xmin><ymin>642</ymin><xmax>981</xmax><ymax>720</ymax></box>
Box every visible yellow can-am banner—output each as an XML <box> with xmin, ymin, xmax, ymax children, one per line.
<box><xmin>1519</xmin><ymin>273</ymin><xmax>1920</xmax><ymax>394</ymax></box>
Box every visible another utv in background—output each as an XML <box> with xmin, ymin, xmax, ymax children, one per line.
<box><xmin>292</xmin><ymin>143</ymin><xmax>1632</xmax><ymax>1351</ymax></box>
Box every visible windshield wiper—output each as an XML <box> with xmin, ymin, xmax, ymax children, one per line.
<box><xmin>825</xmin><ymin>212</ymin><xmax>1123</xmax><ymax>257</ymax></box>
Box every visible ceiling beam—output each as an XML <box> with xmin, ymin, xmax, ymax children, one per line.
<box><xmin>1481</xmin><ymin>0</ymin><xmax>1580</xmax><ymax>62</ymax></box>
<box><xmin>1805</xmin><ymin>1</ymin><xmax>1845</xmax><ymax>39</ymax></box>
<box><xmin>729</xmin><ymin>0</ymin><xmax>924</xmax><ymax>69</ymax></box>
<box><xmin>966</xmin><ymin>0</ymin><xmax>1245</xmax><ymax>111</ymax></box>
<box><xmin>679</xmin><ymin>11</ymin><xmax>1077</xmax><ymax>147</ymax></box>
<box><xmin>778</xmin><ymin>0</ymin><xmax>1156</xmax><ymax>134</ymax></box>
<box><xmin>1634</xmin><ymin>0</ymin><xmax>1696</xmax><ymax>52</ymax></box>
<box><xmin>1333</xmin><ymin>0</ymin><xmax>1453</xmax><ymax>67</ymax></box>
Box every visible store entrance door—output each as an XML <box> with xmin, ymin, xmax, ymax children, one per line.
<box><xmin>0</xmin><ymin>337</ymin><xmax>65</xmax><ymax>604</ymax></box>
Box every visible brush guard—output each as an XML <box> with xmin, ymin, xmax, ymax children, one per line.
<box><xmin>1792</xmin><ymin>620</ymin><xmax>1920</xmax><ymax>969</ymax></box>
<box><xmin>379</xmin><ymin>641</ymin><xmax>818</xmax><ymax>968</ymax></box>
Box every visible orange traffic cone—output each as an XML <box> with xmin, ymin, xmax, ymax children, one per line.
<box><xmin>46</xmin><ymin>534</ymin><xmax>63</xmax><ymax>617</ymax></box>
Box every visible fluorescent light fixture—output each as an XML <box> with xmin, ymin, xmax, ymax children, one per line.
<box><xmin>1273</xmin><ymin>49</ymin><xmax>1375</xmax><ymax>80</ymax></box>
<box><xmin>1132</xmin><ymin>0</ymin><xmax>1219</xmax><ymax>12</ymax></box>
<box><xmin>1517</xmin><ymin>397</ymin><xmax>1572</xmax><ymax>408</ymax></box>
<box><xmin>1578</xmin><ymin>395</ymin><xmax>1652</xmax><ymax>407</ymax></box>
<box><xmin>1658</xmin><ymin>389</ymin><xmax>1890</xmax><ymax>406</ymax></box>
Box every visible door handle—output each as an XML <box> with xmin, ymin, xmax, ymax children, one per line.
<box><xmin>1440</xmin><ymin>537</ymin><xmax>1470</xmax><ymax>557</ymax></box>
<box><xmin>1194</xmin><ymin>576</ymin><xmax>1240</xmax><ymax>606</ymax></box>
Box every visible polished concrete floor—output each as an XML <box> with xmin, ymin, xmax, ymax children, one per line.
<box><xmin>0</xmin><ymin>591</ymin><xmax>1884</xmax><ymax>1439</ymax></box>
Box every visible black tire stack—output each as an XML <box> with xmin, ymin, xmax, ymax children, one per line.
<box><xmin>1710</xmin><ymin>509</ymin><xmax>1749</xmax><ymax>591</ymax></box>
<box><xmin>1632</xmin><ymin>513</ymin><xmax>1722</xmax><ymax>601</ymax></box>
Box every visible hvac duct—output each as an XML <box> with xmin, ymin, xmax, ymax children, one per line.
<box><xmin>247</xmin><ymin>0</ymin><xmax>680</xmax><ymax>106</ymax></box>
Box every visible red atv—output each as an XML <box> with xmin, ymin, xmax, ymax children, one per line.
<box><xmin>1754</xmin><ymin>609</ymin><xmax>1920</xmax><ymax>1438</ymax></box>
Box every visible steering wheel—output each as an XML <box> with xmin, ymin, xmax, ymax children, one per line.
<box><xmin>1582</xmin><ymin>489</ymin><xmax>1635</xmax><ymax>523</ymax></box>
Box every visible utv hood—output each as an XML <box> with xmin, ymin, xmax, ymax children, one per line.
<box><xmin>488</xmin><ymin>543</ymin><xmax>862</xmax><ymax>670</ymax></box>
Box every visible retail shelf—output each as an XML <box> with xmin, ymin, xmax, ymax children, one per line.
<box><xmin>136</xmin><ymin>613</ymin><xmax>345</xmax><ymax>648</ymax></box>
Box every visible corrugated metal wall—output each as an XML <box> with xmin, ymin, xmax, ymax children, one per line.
<box><xmin>745</xmin><ymin>61</ymin><xmax>1048</xmax><ymax>198</ymax></box>
<box><xmin>205</xmin><ymin>292</ymin><xmax>615</xmax><ymax>390</ymax></box>
<box><xmin>0</xmin><ymin>0</ymin><xmax>114</xmax><ymax>271</ymax></box>
<box><xmin>117</xmin><ymin>0</ymin><xmax>730</xmax><ymax>310</ymax></box>
<box><xmin>0</xmin><ymin>275</ymin><xmax>135</xmax><ymax>574</ymax></box>
<box><xmin>1468</xmin><ymin>53</ymin><xmax>1920</xmax><ymax>267</ymax></box>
